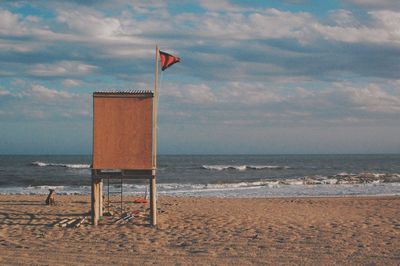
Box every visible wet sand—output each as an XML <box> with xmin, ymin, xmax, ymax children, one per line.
<box><xmin>0</xmin><ymin>195</ymin><xmax>399</xmax><ymax>265</ymax></box>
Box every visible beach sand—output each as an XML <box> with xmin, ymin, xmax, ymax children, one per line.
<box><xmin>0</xmin><ymin>195</ymin><xmax>399</xmax><ymax>265</ymax></box>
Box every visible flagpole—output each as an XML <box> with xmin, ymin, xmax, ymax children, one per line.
<box><xmin>151</xmin><ymin>44</ymin><xmax>159</xmax><ymax>226</ymax></box>
<box><xmin>153</xmin><ymin>45</ymin><xmax>159</xmax><ymax>169</ymax></box>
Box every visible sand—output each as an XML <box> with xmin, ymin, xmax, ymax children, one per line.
<box><xmin>0</xmin><ymin>195</ymin><xmax>399</xmax><ymax>265</ymax></box>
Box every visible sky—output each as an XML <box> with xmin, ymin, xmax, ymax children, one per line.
<box><xmin>0</xmin><ymin>0</ymin><xmax>400</xmax><ymax>154</ymax></box>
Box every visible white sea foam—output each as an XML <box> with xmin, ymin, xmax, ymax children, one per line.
<box><xmin>64</xmin><ymin>164</ymin><xmax>90</xmax><ymax>169</ymax></box>
<box><xmin>32</xmin><ymin>161</ymin><xmax>90</xmax><ymax>169</ymax></box>
<box><xmin>1</xmin><ymin>182</ymin><xmax>399</xmax><ymax>197</ymax></box>
<box><xmin>202</xmin><ymin>165</ymin><xmax>289</xmax><ymax>171</ymax></box>
<box><xmin>202</xmin><ymin>165</ymin><xmax>247</xmax><ymax>171</ymax></box>
<box><xmin>32</xmin><ymin>161</ymin><xmax>48</xmax><ymax>167</ymax></box>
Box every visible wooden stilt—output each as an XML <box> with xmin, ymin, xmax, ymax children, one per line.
<box><xmin>91</xmin><ymin>178</ymin><xmax>94</xmax><ymax>225</ymax></box>
<box><xmin>95</xmin><ymin>180</ymin><xmax>98</xmax><ymax>218</ymax></box>
<box><xmin>91</xmin><ymin>178</ymin><xmax>99</xmax><ymax>225</ymax></box>
<box><xmin>150</xmin><ymin>174</ymin><xmax>157</xmax><ymax>226</ymax></box>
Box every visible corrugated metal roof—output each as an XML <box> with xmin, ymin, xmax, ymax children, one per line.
<box><xmin>93</xmin><ymin>90</ymin><xmax>153</xmax><ymax>96</ymax></box>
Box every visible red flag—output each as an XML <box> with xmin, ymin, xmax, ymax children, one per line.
<box><xmin>159</xmin><ymin>50</ymin><xmax>180</xmax><ymax>71</ymax></box>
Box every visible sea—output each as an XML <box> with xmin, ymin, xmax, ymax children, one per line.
<box><xmin>0</xmin><ymin>154</ymin><xmax>399</xmax><ymax>197</ymax></box>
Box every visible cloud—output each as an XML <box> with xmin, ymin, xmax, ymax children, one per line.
<box><xmin>219</xmin><ymin>83</ymin><xmax>283</xmax><ymax>105</ymax></box>
<box><xmin>328</xmin><ymin>9</ymin><xmax>360</xmax><ymax>27</ymax></box>
<box><xmin>199</xmin><ymin>0</ymin><xmax>241</xmax><ymax>12</ymax></box>
<box><xmin>176</xmin><ymin>8</ymin><xmax>315</xmax><ymax>44</ymax></box>
<box><xmin>334</xmin><ymin>83</ymin><xmax>400</xmax><ymax>114</ymax></box>
<box><xmin>0</xmin><ymin>8</ymin><xmax>51</xmax><ymax>38</ymax></box>
<box><xmin>57</xmin><ymin>9</ymin><xmax>123</xmax><ymax>39</ymax></box>
<box><xmin>315</xmin><ymin>10</ymin><xmax>400</xmax><ymax>46</ymax></box>
<box><xmin>0</xmin><ymin>84</ymin><xmax>90</xmax><ymax>121</ymax></box>
<box><xmin>162</xmin><ymin>82</ymin><xmax>283</xmax><ymax>107</ymax></box>
<box><xmin>0</xmin><ymin>89</ymin><xmax>11</xmax><ymax>96</ymax></box>
<box><xmin>342</xmin><ymin>0</ymin><xmax>400</xmax><ymax>10</ymax></box>
<box><xmin>0</xmin><ymin>9</ymin><xmax>20</xmax><ymax>35</ymax></box>
<box><xmin>1</xmin><ymin>2</ymin><xmax>400</xmax><ymax>129</ymax></box>
<box><xmin>186</xmin><ymin>84</ymin><xmax>217</xmax><ymax>104</ymax></box>
<box><xmin>31</xmin><ymin>84</ymin><xmax>77</xmax><ymax>99</ymax></box>
<box><xmin>1</xmin><ymin>3</ymin><xmax>400</xmax><ymax>84</ymax></box>
<box><xmin>62</xmin><ymin>79</ymin><xmax>82</xmax><ymax>87</ymax></box>
<box><xmin>160</xmin><ymin>80</ymin><xmax>400</xmax><ymax>127</ymax></box>
<box><xmin>29</xmin><ymin>61</ymin><xmax>97</xmax><ymax>77</ymax></box>
<box><xmin>163</xmin><ymin>83</ymin><xmax>217</xmax><ymax>104</ymax></box>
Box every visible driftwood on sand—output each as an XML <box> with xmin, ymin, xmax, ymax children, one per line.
<box><xmin>53</xmin><ymin>216</ymin><xmax>87</xmax><ymax>228</ymax></box>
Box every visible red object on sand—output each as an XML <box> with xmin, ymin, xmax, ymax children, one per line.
<box><xmin>133</xmin><ymin>198</ymin><xmax>149</xmax><ymax>204</ymax></box>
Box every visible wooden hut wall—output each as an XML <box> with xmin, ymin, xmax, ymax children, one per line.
<box><xmin>92</xmin><ymin>94</ymin><xmax>153</xmax><ymax>170</ymax></box>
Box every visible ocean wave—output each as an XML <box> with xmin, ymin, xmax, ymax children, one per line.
<box><xmin>333</xmin><ymin>172</ymin><xmax>400</xmax><ymax>184</ymax></box>
<box><xmin>292</xmin><ymin>172</ymin><xmax>400</xmax><ymax>185</ymax></box>
<box><xmin>31</xmin><ymin>161</ymin><xmax>90</xmax><ymax>169</ymax></box>
<box><xmin>202</xmin><ymin>165</ymin><xmax>290</xmax><ymax>171</ymax></box>
<box><xmin>1</xmin><ymin>177</ymin><xmax>400</xmax><ymax>196</ymax></box>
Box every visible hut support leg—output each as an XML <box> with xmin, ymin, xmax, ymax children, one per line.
<box><xmin>91</xmin><ymin>178</ymin><xmax>101</xmax><ymax>226</ymax></box>
<box><xmin>150</xmin><ymin>174</ymin><xmax>157</xmax><ymax>226</ymax></box>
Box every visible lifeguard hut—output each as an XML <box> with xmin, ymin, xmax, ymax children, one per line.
<box><xmin>91</xmin><ymin>90</ymin><xmax>157</xmax><ymax>226</ymax></box>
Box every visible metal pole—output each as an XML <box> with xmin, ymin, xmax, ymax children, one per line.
<box><xmin>120</xmin><ymin>177</ymin><xmax>123</xmax><ymax>214</ymax></box>
<box><xmin>152</xmin><ymin>45</ymin><xmax>159</xmax><ymax>170</ymax></box>
<box><xmin>150</xmin><ymin>174</ymin><xmax>157</xmax><ymax>225</ymax></box>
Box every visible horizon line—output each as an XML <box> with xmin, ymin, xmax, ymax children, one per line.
<box><xmin>1</xmin><ymin>153</ymin><xmax>400</xmax><ymax>156</ymax></box>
